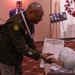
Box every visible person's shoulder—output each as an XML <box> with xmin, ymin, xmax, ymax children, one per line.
<box><xmin>10</xmin><ymin>8</ymin><xmax>16</xmax><ymax>12</ymax></box>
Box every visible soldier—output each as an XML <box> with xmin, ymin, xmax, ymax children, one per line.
<box><xmin>0</xmin><ymin>2</ymin><xmax>57</xmax><ymax>75</ymax></box>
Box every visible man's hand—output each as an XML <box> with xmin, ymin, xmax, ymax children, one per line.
<box><xmin>40</xmin><ymin>53</ymin><xmax>59</xmax><ymax>64</ymax></box>
<box><xmin>47</xmin><ymin>57</ymin><xmax>60</xmax><ymax>65</ymax></box>
<box><xmin>40</xmin><ymin>53</ymin><xmax>53</xmax><ymax>64</ymax></box>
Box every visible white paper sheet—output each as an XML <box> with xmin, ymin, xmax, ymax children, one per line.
<box><xmin>40</xmin><ymin>38</ymin><xmax>64</xmax><ymax>68</ymax></box>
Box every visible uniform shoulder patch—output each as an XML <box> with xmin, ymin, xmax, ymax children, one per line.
<box><xmin>13</xmin><ymin>25</ymin><xmax>19</xmax><ymax>31</ymax></box>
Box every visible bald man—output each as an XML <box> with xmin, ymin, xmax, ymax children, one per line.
<box><xmin>0</xmin><ymin>2</ymin><xmax>57</xmax><ymax>75</ymax></box>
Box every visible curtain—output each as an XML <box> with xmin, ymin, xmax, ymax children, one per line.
<box><xmin>50</xmin><ymin>0</ymin><xmax>60</xmax><ymax>38</ymax></box>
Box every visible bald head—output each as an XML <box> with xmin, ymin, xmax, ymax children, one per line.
<box><xmin>26</xmin><ymin>2</ymin><xmax>44</xmax><ymax>14</ymax></box>
<box><xmin>27</xmin><ymin>2</ymin><xmax>42</xmax><ymax>9</ymax></box>
<box><xmin>26</xmin><ymin>2</ymin><xmax>44</xmax><ymax>24</ymax></box>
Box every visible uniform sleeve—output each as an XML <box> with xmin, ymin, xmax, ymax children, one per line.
<box><xmin>8</xmin><ymin>23</ymin><xmax>41</xmax><ymax>60</ymax></box>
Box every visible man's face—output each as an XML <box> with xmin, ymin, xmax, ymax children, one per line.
<box><xmin>33</xmin><ymin>13</ymin><xmax>44</xmax><ymax>24</ymax></box>
<box><xmin>30</xmin><ymin>11</ymin><xmax>44</xmax><ymax>24</ymax></box>
<box><xmin>16</xmin><ymin>3</ymin><xmax>22</xmax><ymax>9</ymax></box>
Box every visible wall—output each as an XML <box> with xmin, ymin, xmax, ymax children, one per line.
<box><xmin>0</xmin><ymin>0</ymin><xmax>51</xmax><ymax>42</ymax></box>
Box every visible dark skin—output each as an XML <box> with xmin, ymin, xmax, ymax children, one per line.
<box><xmin>48</xmin><ymin>57</ymin><xmax>61</xmax><ymax>65</ymax></box>
<box><xmin>26</xmin><ymin>3</ymin><xmax>44</xmax><ymax>24</ymax></box>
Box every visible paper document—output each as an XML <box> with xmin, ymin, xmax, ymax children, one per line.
<box><xmin>40</xmin><ymin>38</ymin><xmax>64</xmax><ymax>68</ymax></box>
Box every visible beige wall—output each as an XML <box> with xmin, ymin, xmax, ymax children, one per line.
<box><xmin>0</xmin><ymin>0</ymin><xmax>51</xmax><ymax>42</ymax></box>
